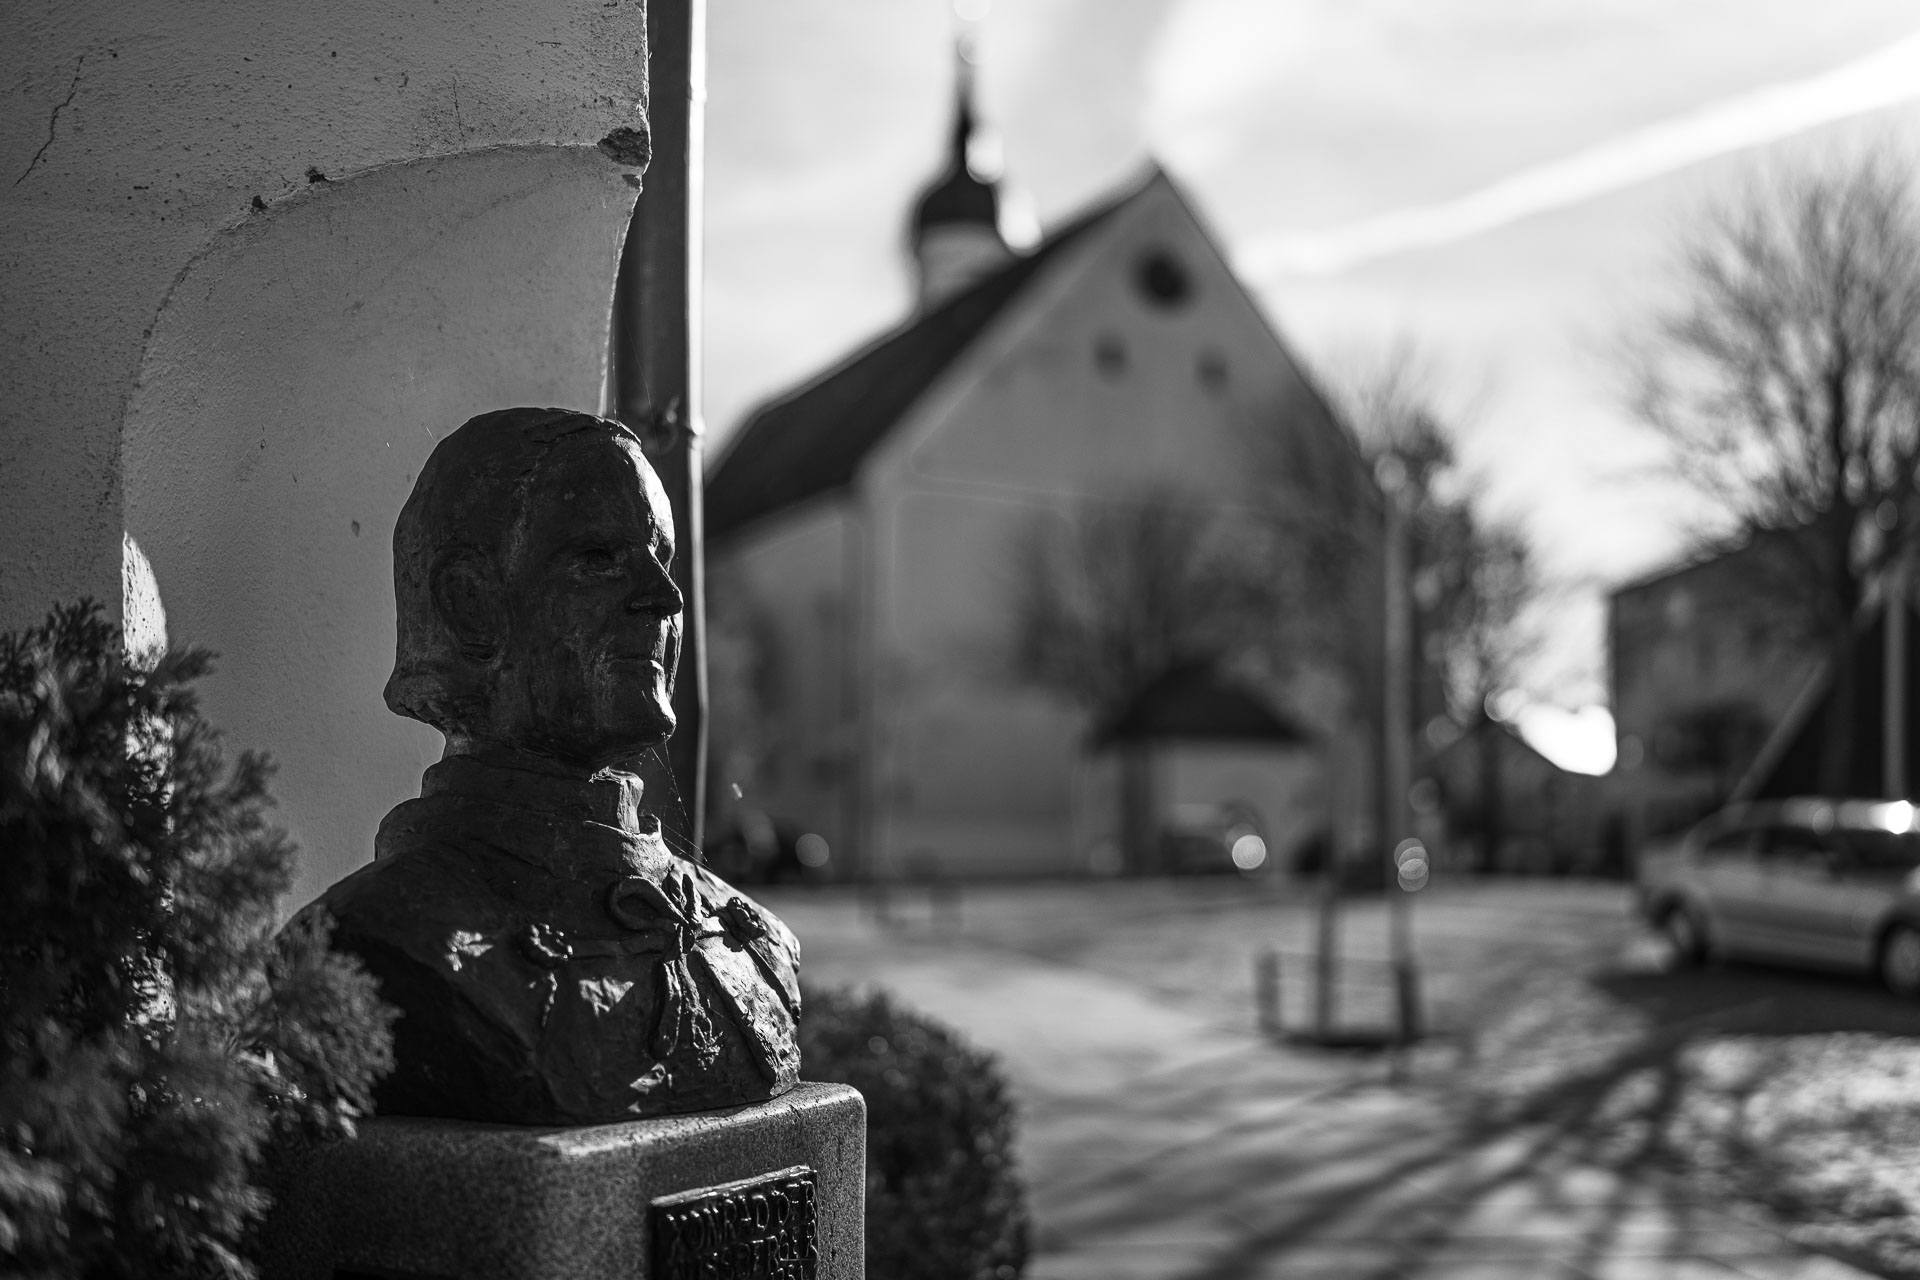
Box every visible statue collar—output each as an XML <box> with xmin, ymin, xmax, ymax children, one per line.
<box><xmin>419</xmin><ymin>754</ymin><xmax>656</xmax><ymax>838</ymax></box>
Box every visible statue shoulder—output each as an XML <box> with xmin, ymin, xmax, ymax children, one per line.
<box><xmin>305</xmin><ymin>838</ymin><xmax>512</xmax><ymax>963</ymax></box>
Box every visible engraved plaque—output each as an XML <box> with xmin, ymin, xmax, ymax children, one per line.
<box><xmin>651</xmin><ymin>1166</ymin><xmax>818</xmax><ymax>1280</ymax></box>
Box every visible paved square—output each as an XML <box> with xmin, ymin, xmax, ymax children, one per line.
<box><xmin>767</xmin><ymin>883</ymin><xmax>1885</xmax><ymax>1279</ymax></box>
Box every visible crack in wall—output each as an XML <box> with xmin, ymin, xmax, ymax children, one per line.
<box><xmin>14</xmin><ymin>54</ymin><xmax>87</xmax><ymax>187</ymax></box>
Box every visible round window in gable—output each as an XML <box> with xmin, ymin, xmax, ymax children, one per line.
<box><xmin>1133</xmin><ymin>248</ymin><xmax>1193</xmax><ymax>309</ymax></box>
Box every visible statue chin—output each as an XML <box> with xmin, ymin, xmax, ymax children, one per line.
<box><xmin>443</xmin><ymin>718</ymin><xmax>675</xmax><ymax>774</ymax></box>
<box><xmin>537</xmin><ymin>700</ymin><xmax>679</xmax><ymax>772</ymax></box>
<box><xmin>473</xmin><ymin>675</ymin><xmax>678</xmax><ymax>771</ymax></box>
<box><xmin>596</xmin><ymin>685</ymin><xmax>678</xmax><ymax>755</ymax></box>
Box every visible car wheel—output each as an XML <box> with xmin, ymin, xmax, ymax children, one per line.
<box><xmin>1662</xmin><ymin>903</ymin><xmax>1710</xmax><ymax>967</ymax></box>
<box><xmin>1881</xmin><ymin>925</ymin><xmax>1920</xmax><ymax>998</ymax></box>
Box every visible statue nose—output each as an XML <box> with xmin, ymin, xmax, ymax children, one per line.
<box><xmin>627</xmin><ymin>563</ymin><xmax>684</xmax><ymax>615</ymax></box>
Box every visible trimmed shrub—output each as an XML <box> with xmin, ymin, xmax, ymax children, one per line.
<box><xmin>0</xmin><ymin>601</ymin><xmax>396</xmax><ymax>1279</ymax></box>
<box><xmin>800</xmin><ymin>985</ymin><xmax>1029</xmax><ymax>1280</ymax></box>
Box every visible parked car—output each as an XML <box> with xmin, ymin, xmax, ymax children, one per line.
<box><xmin>1637</xmin><ymin>797</ymin><xmax>1920</xmax><ymax>995</ymax></box>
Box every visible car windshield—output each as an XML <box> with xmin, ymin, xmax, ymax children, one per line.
<box><xmin>1834</xmin><ymin>829</ymin><xmax>1920</xmax><ymax>869</ymax></box>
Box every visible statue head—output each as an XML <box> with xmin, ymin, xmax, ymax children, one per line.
<box><xmin>385</xmin><ymin>408</ymin><xmax>682</xmax><ymax>770</ymax></box>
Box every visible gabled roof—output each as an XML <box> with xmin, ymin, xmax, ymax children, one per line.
<box><xmin>705</xmin><ymin>183</ymin><xmax>1140</xmax><ymax>543</ymax></box>
<box><xmin>1092</xmin><ymin>662</ymin><xmax>1315</xmax><ymax>747</ymax></box>
<box><xmin>1608</xmin><ymin>523</ymin><xmax>1827</xmax><ymax>602</ymax></box>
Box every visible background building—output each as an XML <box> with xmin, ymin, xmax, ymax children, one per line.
<box><xmin>705</xmin><ymin>79</ymin><xmax>1383</xmax><ymax>880</ymax></box>
<box><xmin>1739</xmin><ymin>595</ymin><xmax>1920</xmax><ymax>802</ymax></box>
<box><xmin>1606</xmin><ymin>528</ymin><xmax>1828</xmax><ymax>847</ymax></box>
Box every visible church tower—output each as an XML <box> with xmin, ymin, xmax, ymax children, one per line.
<box><xmin>909</xmin><ymin>48</ymin><xmax>1013</xmax><ymax>310</ymax></box>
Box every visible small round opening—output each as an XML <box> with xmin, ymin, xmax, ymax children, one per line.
<box><xmin>1134</xmin><ymin>248</ymin><xmax>1193</xmax><ymax>308</ymax></box>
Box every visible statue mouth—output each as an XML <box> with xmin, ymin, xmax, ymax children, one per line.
<box><xmin>604</xmin><ymin>628</ymin><xmax>678</xmax><ymax>689</ymax></box>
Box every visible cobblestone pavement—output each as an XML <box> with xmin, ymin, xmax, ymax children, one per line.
<box><xmin>763</xmin><ymin>884</ymin><xmax>1885</xmax><ymax>1280</ymax></box>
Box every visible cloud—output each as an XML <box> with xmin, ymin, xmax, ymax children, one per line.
<box><xmin>1238</xmin><ymin>27</ymin><xmax>1920</xmax><ymax>277</ymax></box>
<box><xmin>1146</xmin><ymin>0</ymin><xmax>1320</xmax><ymax>122</ymax></box>
<box><xmin>1142</xmin><ymin>0</ymin><xmax>1332</xmax><ymax>169</ymax></box>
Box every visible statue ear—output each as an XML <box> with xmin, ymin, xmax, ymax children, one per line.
<box><xmin>430</xmin><ymin>549</ymin><xmax>505</xmax><ymax>660</ymax></box>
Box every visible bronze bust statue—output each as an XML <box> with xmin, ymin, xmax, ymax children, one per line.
<box><xmin>304</xmin><ymin>408</ymin><xmax>800</xmax><ymax>1125</ymax></box>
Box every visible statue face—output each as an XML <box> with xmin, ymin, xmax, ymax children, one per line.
<box><xmin>488</xmin><ymin>432</ymin><xmax>683</xmax><ymax>767</ymax></box>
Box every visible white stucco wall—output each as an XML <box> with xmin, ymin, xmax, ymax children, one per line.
<box><xmin>871</xmin><ymin>485</ymin><xmax>1084</xmax><ymax>875</ymax></box>
<box><xmin>709</xmin><ymin>501</ymin><xmax>857</xmax><ymax>862</ymax></box>
<box><xmin>3</xmin><ymin>1</ymin><xmax>652</xmax><ymax>905</ymax></box>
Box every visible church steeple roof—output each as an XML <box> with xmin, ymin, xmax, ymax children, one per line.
<box><xmin>910</xmin><ymin>48</ymin><xmax>1001</xmax><ymax>239</ymax></box>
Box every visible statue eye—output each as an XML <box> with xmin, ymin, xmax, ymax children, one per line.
<box><xmin>572</xmin><ymin>547</ymin><xmax>622</xmax><ymax>575</ymax></box>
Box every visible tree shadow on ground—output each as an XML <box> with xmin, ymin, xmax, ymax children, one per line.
<box><xmin>1036</xmin><ymin>959</ymin><xmax>1920</xmax><ymax>1279</ymax></box>
<box><xmin>1420</xmin><ymin>958</ymin><xmax>1920</xmax><ymax>1278</ymax></box>
<box><xmin>1589</xmin><ymin>959</ymin><xmax>1920</xmax><ymax>1040</ymax></box>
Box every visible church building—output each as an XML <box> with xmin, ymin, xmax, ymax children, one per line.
<box><xmin>704</xmin><ymin>67</ymin><xmax>1382</xmax><ymax>880</ymax></box>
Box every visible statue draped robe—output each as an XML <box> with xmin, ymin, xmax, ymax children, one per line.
<box><xmin>306</xmin><ymin>756</ymin><xmax>802</xmax><ymax>1125</ymax></box>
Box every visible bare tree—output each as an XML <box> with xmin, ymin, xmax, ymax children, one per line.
<box><xmin>1417</xmin><ymin>501</ymin><xmax>1539</xmax><ymax>726</ymax></box>
<box><xmin>1267</xmin><ymin>342</ymin><xmax>1540</xmax><ymax>869</ymax></box>
<box><xmin>1005</xmin><ymin>483</ymin><xmax>1285</xmax><ymax>720</ymax></box>
<box><xmin>1004</xmin><ymin>484</ymin><xmax>1296</xmax><ymax>878</ymax></box>
<box><xmin>1303</xmin><ymin>344</ymin><xmax>1537</xmax><ymax>721</ymax></box>
<box><xmin>1420</xmin><ymin>505</ymin><xmax>1539</xmax><ymax>869</ymax></box>
<box><xmin>1629</xmin><ymin>152</ymin><xmax>1920</xmax><ymax>791</ymax></box>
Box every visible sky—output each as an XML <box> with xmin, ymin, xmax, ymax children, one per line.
<box><xmin>700</xmin><ymin>0</ymin><xmax>1920</xmax><ymax>771</ymax></box>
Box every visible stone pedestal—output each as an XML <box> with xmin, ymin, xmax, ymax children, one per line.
<box><xmin>263</xmin><ymin>1081</ymin><xmax>865</xmax><ymax>1280</ymax></box>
